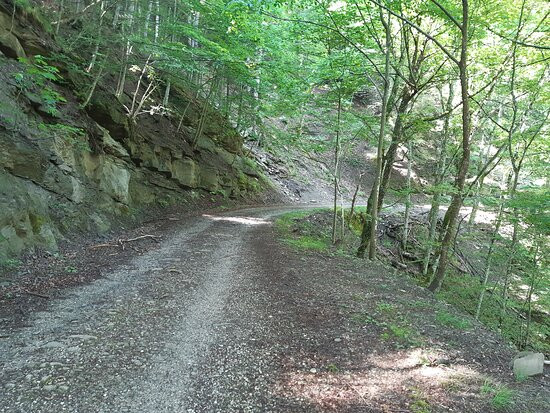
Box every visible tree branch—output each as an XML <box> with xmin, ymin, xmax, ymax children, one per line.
<box><xmin>364</xmin><ymin>0</ymin><xmax>460</xmax><ymax>66</ymax></box>
<box><xmin>430</xmin><ymin>0</ymin><xmax>463</xmax><ymax>30</ymax></box>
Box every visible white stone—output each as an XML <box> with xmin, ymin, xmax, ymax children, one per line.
<box><xmin>513</xmin><ymin>352</ymin><xmax>544</xmax><ymax>377</ymax></box>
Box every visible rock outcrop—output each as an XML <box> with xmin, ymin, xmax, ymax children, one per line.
<box><xmin>0</xmin><ymin>3</ymin><xmax>268</xmax><ymax>259</ymax></box>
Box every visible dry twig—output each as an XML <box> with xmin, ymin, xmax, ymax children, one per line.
<box><xmin>90</xmin><ymin>234</ymin><xmax>161</xmax><ymax>249</ymax></box>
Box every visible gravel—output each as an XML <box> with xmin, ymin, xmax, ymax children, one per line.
<box><xmin>0</xmin><ymin>208</ymin><xmax>289</xmax><ymax>413</ymax></box>
<box><xmin>2</xmin><ymin>206</ymin><xmax>547</xmax><ymax>413</ymax></box>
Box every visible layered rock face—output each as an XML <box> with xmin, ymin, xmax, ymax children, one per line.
<box><xmin>0</xmin><ymin>4</ymin><xmax>265</xmax><ymax>259</ymax></box>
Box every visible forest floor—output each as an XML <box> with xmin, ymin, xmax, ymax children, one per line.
<box><xmin>1</xmin><ymin>205</ymin><xmax>548</xmax><ymax>412</ymax></box>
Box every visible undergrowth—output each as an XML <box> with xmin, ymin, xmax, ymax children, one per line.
<box><xmin>275</xmin><ymin>208</ymin><xmax>549</xmax><ymax>354</ymax></box>
<box><xmin>481</xmin><ymin>379</ymin><xmax>515</xmax><ymax>410</ymax></box>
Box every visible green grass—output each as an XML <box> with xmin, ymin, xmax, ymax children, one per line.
<box><xmin>410</xmin><ymin>387</ymin><xmax>431</xmax><ymax>413</ymax></box>
<box><xmin>326</xmin><ymin>363</ymin><xmax>340</xmax><ymax>373</ymax></box>
<box><xmin>481</xmin><ymin>379</ymin><xmax>515</xmax><ymax>410</ymax></box>
<box><xmin>409</xmin><ymin>299</ymin><xmax>431</xmax><ymax>309</ymax></box>
<box><xmin>275</xmin><ymin>209</ymin><xmax>324</xmax><ymax>231</ymax></box>
<box><xmin>285</xmin><ymin>236</ymin><xmax>328</xmax><ymax>251</ymax></box>
<box><xmin>436</xmin><ymin>310</ymin><xmax>472</xmax><ymax>330</ymax></box>
<box><xmin>437</xmin><ymin>266</ymin><xmax>549</xmax><ymax>354</ymax></box>
<box><xmin>376</xmin><ymin>301</ymin><xmax>396</xmax><ymax>313</ymax></box>
<box><xmin>276</xmin><ymin>209</ymin><xmax>330</xmax><ymax>252</ymax></box>
<box><xmin>381</xmin><ymin>323</ymin><xmax>423</xmax><ymax>348</ymax></box>
<box><xmin>514</xmin><ymin>372</ymin><xmax>528</xmax><ymax>382</ymax></box>
<box><xmin>0</xmin><ymin>258</ymin><xmax>21</xmax><ymax>270</ymax></box>
<box><xmin>350</xmin><ymin>311</ymin><xmax>385</xmax><ymax>327</ymax></box>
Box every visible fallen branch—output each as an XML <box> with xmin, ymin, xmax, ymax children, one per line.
<box><xmin>22</xmin><ymin>289</ymin><xmax>50</xmax><ymax>299</ymax></box>
<box><xmin>391</xmin><ymin>260</ymin><xmax>408</xmax><ymax>270</ymax></box>
<box><xmin>90</xmin><ymin>234</ymin><xmax>161</xmax><ymax>249</ymax></box>
<box><xmin>125</xmin><ymin>234</ymin><xmax>161</xmax><ymax>243</ymax></box>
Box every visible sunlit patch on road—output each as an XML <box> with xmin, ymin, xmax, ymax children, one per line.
<box><xmin>203</xmin><ymin>214</ymin><xmax>270</xmax><ymax>226</ymax></box>
<box><xmin>274</xmin><ymin>348</ymin><xmax>485</xmax><ymax>411</ymax></box>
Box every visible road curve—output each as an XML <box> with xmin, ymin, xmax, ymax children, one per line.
<box><xmin>0</xmin><ymin>207</ymin><xmax>307</xmax><ymax>412</ymax></box>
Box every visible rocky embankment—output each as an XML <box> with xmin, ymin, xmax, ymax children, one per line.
<box><xmin>0</xmin><ymin>2</ymin><xmax>269</xmax><ymax>259</ymax></box>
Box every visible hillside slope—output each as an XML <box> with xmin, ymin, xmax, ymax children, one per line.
<box><xmin>0</xmin><ymin>2</ymin><xmax>270</xmax><ymax>259</ymax></box>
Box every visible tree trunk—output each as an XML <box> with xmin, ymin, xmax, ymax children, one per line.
<box><xmin>428</xmin><ymin>0</ymin><xmax>471</xmax><ymax>293</ymax></box>
<box><xmin>499</xmin><ymin>170</ymin><xmax>520</xmax><ymax>326</ymax></box>
<box><xmin>56</xmin><ymin>0</ymin><xmax>64</xmax><ymax>35</ymax></box>
<box><xmin>154</xmin><ymin>0</ymin><xmax>160</xmax><ymax>43</ymax></box>
<box><xmin>86</xmin><ymin>0</ymin><xmax>104</xmax><ymax>73</ymax></box>
<box><xmin>82</xmin><ymin>60</ymin><xmax>105</xmax><ymax>108</ymax></box>
<box><xmin>367</xmin><ymin>8</ymin><xmax>392</xmax><ymax>260</ymax></box>
<box><xmin>423</xmin><ymin>84</ymin><xmax>454</xmax><ymax>275</ymax></box>
<box><xmin>402</xmin><ymin>139</ymin><xmax>413</xmax><ymax>249</ymax></box>
<box><xmin>475</xmin><ymin>174</ymin><xmax>509</xmax><ymax>319</ymax></box>
<box><xmin>357</xmin><ymin>87</ymin><xmax>411</xmax><ymax>257</ymax></box>
<box><xmin>332</xmin><ymin>92</ymin><xmax>342</xmax><ymax>244</ymax></box>
<box><xmin>144</xmin><ymin>0</ymin><xmax>152</xmax><ymax>38</ymax></box>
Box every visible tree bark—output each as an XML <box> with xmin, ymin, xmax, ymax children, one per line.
<box><xmin>367</xmin><ymin>7</ymin><xmax>392</xmax><ymax>260</ymax></box>
<box><xmin>402</xmin><ymin>139</ymin><xmax>413</xmax><ymax>249</ymax></box>
<box><xmin>332</xmin><ymin>91</ymin><xmax>342</xmax><ymax>244</ymax></box>
<box><xmin>423</xmin><ymin>84</ymin><xmax>454</xmax><ymax>275</ymax></box>
<box><xmin>428</xmin><ymin>0</ymin><xmax>471</xmax><ymax>292</ymax></box>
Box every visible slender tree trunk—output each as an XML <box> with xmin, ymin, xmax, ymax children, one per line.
<box><xmin>9</xmin><ymin>0</ymin><xmax>16</xmax><ymax>33</ymax></box>
<box><xmin>367</xmin><ymin>8</ymin><xmax>392</xmax><ymax>260</ymax></box>
<box><xmin>499</xmin><ymin>171</ymin><xmax>520</xmax><ymax>326</ymax></box>
<box><xmin>112</xmin><ymin>4</ymin><xmax>121</xmax><ymax>27</ymax></box>
<box><xmin>236</xmin><ymin>85</ymin><xmax>244</xmax><ymax>130</ymax></box>
<box><xmin>468</xmin><ymin>134</ymin><xmax>489</xmax><ymax>228</ymax></box>
<box><xmin>192</xmin><ymin>77</ymin><xmax>218</xmax><ymax>147</ymax></box>
<box><xmin>163</xmin><ymin>82</ymin><xmax>171</xmax><ymax>108</ymax></box>
<box><xmin>127</xmin><ymin>54</ymin><xmax>154</xmax><ymax>120</ymax></box>
<box><xmin>86</xmin><ymin>0</ymin><xmax>104</xmax><ymax>73</ymax></box>
<box><xmin>475</xmin><ymin>174</ymin><xmax>509</xmax><ymax>319</ymax></box>
<box><xmin>521</xmin><ymin>238</ymin><xmax>540</xmax><ymax>348</ymax></box>
<box><xmin>144</xmin><ymin>0</ymin><xmax>152</xmax><ymax>38</ymax></box>
<box><xmin>154</xmin><ymin>0</ymin><xmax>160</xmax><ymax>43</ymax></box>
<box><xmin>498</xmin><ymin>0</ymin><xmax>528</xmax><ymax>323</ymax></box>
<box><xmin>162</xmin><ymin>0</ymin><xmax>178</xmax><ymax>108</ymax></box>
<box><xmin>116</xmin><ymin>0</ymin><xmax>135</xmax><ymax>99</ymax></box>
<box><xmin>349</xmin><ymin>182</ymin><xmax>361</xmax><ymax>227</ymax></box>
<box><xmin>56</xmin><ymin>0</ymin><xmax>64</xmax><ymax>35</ymax></box>
<box><xmin>402</xmin><ymin>139</ymin><xmax>413</xmax><ymax>249</ymax></box>
<box><xmin>332</xmin><ymin>92</ymin><xmax>342</xmax><ymax>244</ymax></box>
<box><xmin>423</xmin><ymin>84</ymin><xmax>454</xmax><ymax>275</ymax></box>
<box><xmin>82</xmin><ymin>60</ymin><xmax>105</xmax><ymax>108</ymax></box>
<box><xmin>428</xmin><ymin>0</ymin><xmax>471</xmax><ymax>292</ymax></box>
<box><xmin>357</xmin><ymin>84</ymin><xmax>413</xmax><ymax>257</ymax></box>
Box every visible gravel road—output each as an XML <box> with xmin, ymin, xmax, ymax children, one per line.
<box><xmin>2</xmin><ymin>207</ymin><xmax>548</xmax><ymax>413</ymax></box>
<box><xmin>0</xmin><ymin>207</ymin><xmax>302</xmax><ymax>413</ymax></box>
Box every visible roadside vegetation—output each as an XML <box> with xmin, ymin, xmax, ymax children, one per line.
<box><xmin>276</xmin><ymin>207</ymin><xmax>549</xmax><ymax>356</ymax></box>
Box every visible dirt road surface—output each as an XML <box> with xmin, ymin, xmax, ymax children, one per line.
<box><xmin>1</xmin><ymin>207</ymin><xmax>547</xmax><ymax>412</ymax></box>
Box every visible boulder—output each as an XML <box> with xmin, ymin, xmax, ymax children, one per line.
<box><xmin>199</xmin><ymin>166</ymin><xmax>219</xmax><ymax>191</ymax></box>
<box><xmin>0</xmin><ymin>8</ymin><xmax>50</xmax><ymax>57</ymax></box>
<box><xmin>171</xmin><ymin>158</ymin><xmax>198</xmax><ymax>188</ymax></box>
<box><xmin>214</xmin><ymin>147</ymin><xmax>236</xmax><ymax>166</ymax></box>
<box><xmin>196</xmin><ymin>135</ymin><xmax>217</xmax><ymax>152</ymax></box>
<box><xmin>0</xmin><ymin>27</ymin><xmax>26</xmax><ymax>59</ymax></box>
<box><xmin>97</xmin><ymin>159</ymin><xmax>131</xmax><ymax>204</ymax></box>
<box><xmin>512</xmin><ymin>352</ymin><xmax>545</xmax><ymax>377</ymax></box>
